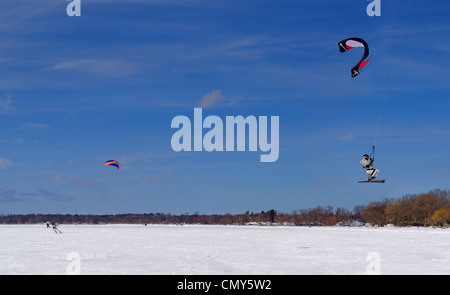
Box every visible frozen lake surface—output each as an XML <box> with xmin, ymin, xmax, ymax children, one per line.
<box><xmin>1</xmin><ymin>224</ymin><xmax>449</xmax><ymax>275</ymax></box>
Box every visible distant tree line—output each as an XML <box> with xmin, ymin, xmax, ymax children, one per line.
<box><xmin>1</xmin><ymin>189</ymin><xmax>449</xmax><ymax>227</ymax></box>
<box><xmin>360</xmin><ymin>189</ymin><xmax>450</xmax><ymax>227</ymax></box>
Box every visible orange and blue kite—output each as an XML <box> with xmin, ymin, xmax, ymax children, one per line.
<box><xmin>105</xmin><ymin>160</ymin><xmax>119</xmax><ymax>170</ymax></box>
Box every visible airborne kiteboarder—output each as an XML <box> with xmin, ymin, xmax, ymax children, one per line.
<box><xmin>338</xmin><ymin>38</ymin><xmax>386</xmax><ymax>183</ymax></box>
<box><xmin>359</xmin><ymin>146</ymin><xmax>384</xmax><ymax>183</ymax></box>
<box><xmin>360</xmin><ymin>154</ymin><xmax>379</xmax><ymax>181</ymax></box>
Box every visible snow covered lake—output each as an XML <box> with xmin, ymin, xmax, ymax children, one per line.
<box><xmin>1</xmin><ymin>224</ymin><xmax>449</xmax><ymax>275</ymax></box>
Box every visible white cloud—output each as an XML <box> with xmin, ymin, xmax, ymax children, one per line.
<box><xmin>198</xmin><ymin>90</ymin><xmax>224</xmax><ymax>108</ymax></box>
<box><xmin>338</xmin><ymin>134</ymin><xmax>354</xmax><ymax>141</ymax></box>
<box><xmin>197</xmin><ymin>89</ymin><xmax>239</xmax><ymax>108</ymax></box>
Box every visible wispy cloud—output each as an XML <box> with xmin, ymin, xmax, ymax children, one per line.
<box><xmin>139</xmin><ymin>169</ymin><xmax>177</xmax><ymax>185</ymax></box>
<box><xmin>338</xmin><ymin>134</ymin><xmax>354</xmax><ymax>141</ymax></box>
<box><xmin>19</xmin><ymin>123</ymin><xmax>50</xmax><ymax>129</ymax></box>
<box><xmin>198</xmin><ymin>90</ymin><xmax>224</xmax><ymax>108</ymax></box>
<box><xmin>140</xmin><ymin>176</ymin><xmax>164</xmax><ymax>184</ymax></box>
<box><xmin>0</xmin><ymin>95</ymin><xmax>13</xmax><ymax>113</ymax></box>
<box><xmin>0</xmin><ymin>158</ymin><xmax>12</xmax><ymax>169</ymax></box>
<box><xmin>0</xmin><ymin>188</ymin><xmax>75</xmax><ymax>203</ymax></box>
<box><xmin>65</xmin><ymin>175</ymin><xmax>106</xmax><ymax>192</ymax></box>
<box><xmin>197</xmin><ymin>89</ymin><xmax>238</xmax><ymax>108</ymax></box>
<box><xmin>86</xmin><ymin>0</ymin><xmax>243</xmax><ymax>9</ymax></box>
<box><xmin>437</xmin><ymin>169</ymin><xmax>450</xmax><ymax>175</ymax></box>
<box><xmin>49</xmin><ymin>59</ymin><xmax>139</xmax><ymax>79</ymax></box>
<box><xmin>35</xmin><ymin>189</ymin><xmax>76</xmax><ymax>201</ymax></box>
<box><xmin>0</xmin><ymin>138</ymin><xmax>25</xmax><ymax>144</ymax></box>
<box><xmin>0</xmin><ymin>189</ymin><xmax>23</xmax><ymax>203</ymax></box>
<box><xmin>0</xmin><ymin>1</ymin><xmax>61</xmax><ymax>30</ymax></box>
<box><xmin>51</xmin><ymin>173</ymin><xmax>106</xmax><ymax>192</ymax></box>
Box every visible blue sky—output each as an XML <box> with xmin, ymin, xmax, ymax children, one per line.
<box><xmin>0</xmin><ymin>0</ymin><xmax>449</xmax><ymax>215</ymax></box>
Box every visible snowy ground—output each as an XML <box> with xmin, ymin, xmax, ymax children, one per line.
<box><xmin>1</xmin><ymin>224</ymin><xmax>449</xmax><ymax>275</ymax></box>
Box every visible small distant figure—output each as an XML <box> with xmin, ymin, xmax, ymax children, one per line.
<box><xmin>48</xmin><ymin>222</ymin><xmax>62</xmax><ymax>234</ymax></box>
